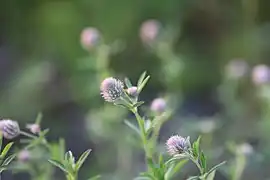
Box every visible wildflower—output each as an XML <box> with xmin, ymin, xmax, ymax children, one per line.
<box><xmin>140</xmin><ymin>19</ymin><xmax>161</xmax><ymax>44</ymax></box>
<box><xmin>26</xmin><ymin>124</ymin><xmax>41</xmax><ymax>134</ymax></box>
<box><xmin>127</xmin><ymin>86</ymin><xmax>138</xmax><ymax>97</ymax></box>
<box><xmin>100</xmin><ymin>77</ymin><xmax>124</xmax><ymax>102</ymax></box>
<box><xmin>225</xmin><ymin>59</ymin><xmax>249</xmax><ymax>79</ymax></box>
<box><xmin>166</xmin><ymin>135</ymin><xmax>191</xmax><ymax>156</ymax></box>
<box><xmin>252</xmin><ymin>64</ymin><xmax>270</xmax><ymax>85</ymax></box>
<box><xmin>0</xmin><ymin>119</ymin><xmax>20</xmax><ymax>139</ymax></box>
<box><xmin>80</xmin><ymin>27</ymin><xmax>100</xmax><ymax>50</ymax></box>
<box><xmin>18</xmin><ymin>150</ymin><xmax>31</xmax><ymax>162</ymax></box>
<box><xmin>150</xmin><ymin>98</ymin><xmax>166</xmax><ymax>113</ymax></box>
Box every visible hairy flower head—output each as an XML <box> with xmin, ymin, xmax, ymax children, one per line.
<box><xmin>127</xmin><ymin>86</ymin><xmax>138</xmax><ymax>97</ymax></box>
<box><xmin>252</xmin><ymin>64</ymin><xmax>270</xmax><ymax>85</ymax></box>
<box><xmin>0</xmin><ymin>119</ymin><xmax>20</xmax><ymax>139</ymax></box>
<box><xmin>166</xmin><ymin>135</ymin><xmax>191</xmax><ymax>156</ymax></box>
<box><xmin>140</xmin><ymin>19</ymin><xmax>161</xmax><ymax>44</ymax></box>
<box><xmin>26</xmin><ymin>124</ymin><xmax>41</xmax><ymax>134</ymax></box>
<box><xmin>100</xmin><ymin>77</ymin><xmax>124</xmax><ymax>102</ymax></box>
<box><xmin>18</xmin><ymin>150</ymin><xmax>31</xmax><ymax>162</ymax></box>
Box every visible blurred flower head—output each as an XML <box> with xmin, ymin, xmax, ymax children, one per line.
<box><xmin>127</xmin><ymin>86</ymin><xmax>138</xmax><ymax>97</ymax></box>
<box><xmin>151</xmin><ymin>98</ymin><xmax>166</xmax><ymax>113</ymax></box>
<box><xmin>237</xmin><ymin>143</ymin><xmax>253</xmax><ymax>155</ymax></box>
<box><xmin>140</xmin><ymin>19</ymin><xmax>161</xmax><ymax>44</ymax></box>
<box><xmin>100</xmin><ymin>77</ymin><xmax>124</xmax><ymax>102</ymax></box>
<box><xmin>18</xmin><ymin>150</ymin><xmax>31</xmax><ymax>162</ymax></box>
<box><xmin>80</xmin><ymin>27</ymin><xmax>100</xmax><ymax>50</ymax></box>
<box><xmin>225</xmin><ymin>59</ymin><xmax>249</xmax><ymax>79</ymax></box>
<box><xmin>0</xmin><ymin>119</ymin><xmax>20</xmax><ymax>139</ymax></box>
<box><xmin>26</xmin><ymin>124</ymin><xmax>40</xmax><ymax>134</ymax></box>
<box><xmin>252</xmin><ymin>64</ymin><xmax>270</xmax><ymax>85</ymax></box>
<box><xmin>166</xmin><ymin>135</ymin><xmax>191</xmax><ymax>156</ymax></box>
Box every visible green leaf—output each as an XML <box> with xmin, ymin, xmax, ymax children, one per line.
<box><xmin>137</xmin><ymin>71</ymin><xmax>147</xmax><ymax>87</ymax></box>
<box><xmin>192</xmin><ymin>136</ymin><xmax>201</xmax><ymax>158</ymax></box>
<box><xmin>2</xmin><ymin>154</ymin><xmax>16</xmax><ymax>166</ymax></box>
<box><xmin>186</xmin><ymin>176</ymin><xmax>199</xmax><ymax>180</ymax></box>
<box><xmin>125</xmin><ymin>78</ymin><xmax>133</xmax><ymax>88</ymax></box>
<box><xmin>0</xmin><ymin>142</ymin><xmax>14</xmax><ymax>159</ymax></box>
<box><xmin>35</xmin><ymin>112</ymin><xmax>43</xmax><ymax>124</ymax></box>
<box><xmin>165</xmin><ymin>159</ymin><xmax>188</xmax><ymax>179</ymax></box>
<box><xmin>137</xmin><ymin>75</ymin><xmax>150</xmax><ymax>93</ymax></box>
<box><xmin>206</xmin><ymin>170</ymin><xmax>216</xmax><ymax>180</ymax></box>
<box><xmin>200</xmin><ymin>151</ymin><xmax>207</xmax><ymax>172</ymax></box>
<box><xmin>138</xmin><ymin>172</ymin><xmax>156</xmax><ymax>180</ymax></box>
<box><xmin>48</xmin><ymin>159</ymin><xmax>68</xmax><ymax>174</ymax></box>
<box><xmin>205</xmin><ymin>161</ymin><xmax>226</xmax><ymax>178</ymax></box>
<box><xmin>124</xmin><ymin>120</ymin><xmax>140</xmax><ymax>135</ymax></box>
<box><xmin>75</xmin><ymin>149</ymin><xmax>92</xmax><ymax>171</ymax></box>
<box><xmin>88</xmin><ymin>175</ymin><xmax>101</xmax><ymax>180</ymax></box>
<box><xmin>165</xmin><ymin>154</ymin><xmax>188</xmax><ymax>166</ymax></box>
<box><xmin>133</xmin><ymin>101</ymin><xmax>145</xmax><ymax>108</ymax></box>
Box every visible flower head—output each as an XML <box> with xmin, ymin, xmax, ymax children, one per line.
<box><xmin>166</xmin><ymin>135</ymin><xmax>191</xmax><ymax>156</ymax></box>
<box><xmin>151</xmin><ymin>98</ymin><xmax>166</xmax><ymax>113</ymax></box>
<box><xmin>0</xmin><ymin>119</ymin><xmax>20</xmax><ymax>139</ymax></box>
<box><xmin>100</xmin><ymin>77</ymin><xmax>124</xmax><ymax>102</ymax></box>
<box><xmin>252</xmin><ymin>64</ymin><xmax>270</xmax><ymax>85</ymax></box>
<box><xmin>127</xmin><ymin>86</ymin><xmax>138</xmax><ymax>97</ymax></box>
<box><xmin>237</xmin><ymin>143</ymin><xmax>253</xmax><ymax>155</ymax></box>
<box><xmin>26</xmin><ymin>124</ymin><xmax>41</xmax><ymax>134</ymax></box>
<box><xmin>18</xmin><ymin>150</ymin><xmax>31</xmax><ymax>162</ymax></box>
<box><xmin>140</xmin><ymin>20</ymin><xmax>161</xmax><ymax>44</ymax></box>
<box><xmin>80</xmin><ymin>27</ymin><xmax>100</xmax><ymax>50</ymax></box>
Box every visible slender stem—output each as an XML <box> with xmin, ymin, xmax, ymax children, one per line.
<box><xmin>131</xmin><ymin>108</ymin><xmax>153</xmax><ymax>169</ymax></box>
<box><xmin>189</xmin><ymin>155</ymin><xmax>205</xmax><ymax>178</ymax></box>
<box><xmin>20</xmin><ymin>131</ymin><xmax>37</xmax><ymax>139</ymax></box>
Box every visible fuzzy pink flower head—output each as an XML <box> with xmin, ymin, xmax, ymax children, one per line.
<box><xmin>100</xmin><ymin>77</ymin><xmax>124</xmax><ymax>102</ymax></box>
<box><xmin>252</xmin><ymin>64</ymin><xmax>270</xmax><ymax>85</ymax></box>
<box><xmin>0</xmin><ymin>119</ymin><xmax>20</xmax><ymax>139</ymax></box>
<box><xmin>127</xmin><ymin>86</ymin><xmax>138</xmax><ymax>97</ymax></box>
<box><xmin>80</xmin><ymin>27</ymin><xmax>100</xmax><ymax>50</ymax></box>
<box><xmin>18</xmin><ymin>150</ymin><xmax>31</xmax><ymax>162</ymax></box>
<box><xmin>26</xmin><ymin>124</ymin><xmax>41</xmax><ymax>134</ymax></box>
<box><xmin>150</xmin><ymin>98</ymin><xmax>166</xmax><ymax>113</ymax></box>
<box><xmin>166</xmin><ymin>135</ymin><xmax>191</xmax><ymax>156</ymax></box>
<box><xmin>140</xmin><ymin>20</ymin><xmax>161</xmax><ymax>44</ymax></box>
<box><xmin>225</xmin><ymin>59</ymin><xmax>249</xmax><ymax>79</ymax></box>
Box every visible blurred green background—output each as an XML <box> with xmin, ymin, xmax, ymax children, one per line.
<box><xmin>1</xmin><ymin>0</ymin><xmax>270</xmax><ymax>179</ymax></box>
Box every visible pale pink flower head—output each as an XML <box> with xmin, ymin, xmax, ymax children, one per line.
<box><xmin>140</xmin><ymin>19</ymin><xmax>161</xmax><ymax>44</ymax></box>
<box><xmin>100</xmin><ymin>77</ymin><xmax>124</xmax><ymax>102</ymax></box>
<box><xmin>225</xmin><ymin>59</ymin><xmax>249</xmax><ymax>79</ymax></box>
<box><xmin>252</xmin><ymin>64</ymin><xmax>270</xmax><ymax>85</ymax></box>
<box><xmin>237</xmin><ymin>143</ymin><xmax>253</xmax><ymax>155</ymax></box>
<box><xmin>127</xmin><ymin>86</ymin><xmax>138</xmax><ymax>97</ymax></box>
<box><xmin>26</xmin><ymin>124</ymin><xmax>41</xmax><ymax>134</ymax></box>
<box><xmin>18</xmin><ymin>150</ymin><xmax>31</xmax><ymax>162</ymax></box>
<box><xmin>150</xmin><ymin>98</ymin><xmax>166</xmax><ymax>113</ymax></box>
<box><xmin>0</xmin><ymin>119</ymin><xmax>20</xmax><ymax>139</ymax></box>
<box><xmin>80</xmin><ymin>27</ymin><xmax>100</xmax><ymax>50</ymax></box>
<box><xmin>166</xmin><ymin>135</ymin><xmax>191</xmax><ymax>156</ymax></box>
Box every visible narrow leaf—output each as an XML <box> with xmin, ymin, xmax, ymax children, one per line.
<box><xmin>35</xmin><ymin>112</ymin><xmax>43</xmax><ymax>124</ymax></box>
<box><xmin>206</xmin><ymin>170</ymin><xmax>216</xmax><ymax>180</ymax></box>
<box><xmin>125</xmin><ymin>78</ymin><xmax>133</xmax><ymax>88</ymax></box>
<box><xmin>137</xmin><ymin>71</ymin><xmax>147</xmax><ymax>87</ymax></box>
<box><xmin>186</xmin><ymin>176</ymin><xmax>199</xmax><ymax>180</ymax></box>
<box><xmin>192</xmin><ymin>136</ymin><xmax>201</xmax><ymax>158</ymax></box>
<box><xmin>0</xmin><ymin>135</ymin><xmax>2</xmax><ymax>150</ymax></box>
<box><xmin>2</xmin><ymin>154</ymin><xmax>16</xmax><ymax>166</ymax></box>
<box><xmin>138</xmin><ymin>75</ymin><xmax>150</xmax><ymax>93</ymax></box>
<box><xmin>75</xmin><ymin>149</ymin><xmax>92</xmax><ymax>171</ymax></box>
<box><xmin>206</xmin><ymin>161</ymin><xmax>226</xmax><ymax>177</ymax></box>
<box><xmin>165</xmin><ymin>159</ymin><xmax>188</xmax><ymax>179</ymax></box>
<box><xmin>88</xmin><ymin>175</ymin><xmax>101</xmax><ymax>180</ymax></box>
<box><xmin>133</xmin><ymin>101</ymin><xmax>145</xmax><ymax>108</ymax></box>
<box><xmin>0</xmin><ymin>142</ymin><xmax>14</xmax><ymax>158</ymax></box>
<box><xmin>200</xmin><ymin>151</ymin><xmax>207</xmax><ymax>172</ymax></box>
<box><xmin>48</xmin><ymin>159</ymin><xmax>68</xmax><ymax>174</ymax></box>
<box><xmin>124</xmin><ymin>120</ymin><xmax>140</xmax><ymax>135</ymax></box>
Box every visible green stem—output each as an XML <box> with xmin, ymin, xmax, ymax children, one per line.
<box><xmin>20</xmin><ymin>131</ymin><xmax>37</xmax><ymax>139</ymax></box>
<box><xmin>189</xmin><ymin>155</ymin><xmax>205</xmax><ymax>179</ymax></box>
<box><xmin>131</xmin><ymin>108</ymin><xmax>152</xmax><ymax>165</ymax></box>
